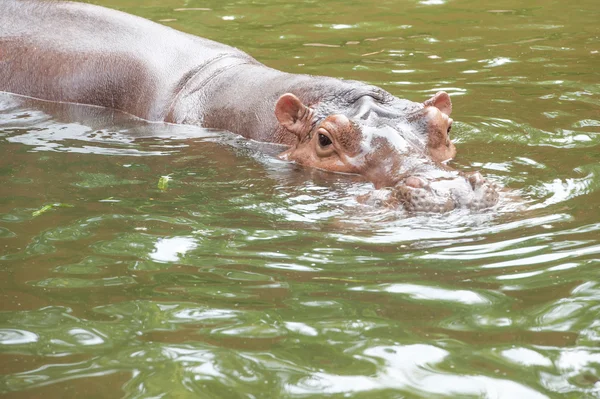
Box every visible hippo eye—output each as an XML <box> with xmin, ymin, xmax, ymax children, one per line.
<box><xmin>318</xmin><ymin>133</ymin><xmax>332</xmax><ymax>147</ymax></box>
<box><xmin>447</xmin><ymin>124</ymin><xmax>452</xmax><ymax>135</ymax></box>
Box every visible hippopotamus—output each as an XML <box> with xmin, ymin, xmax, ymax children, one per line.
<box><xmin>0</xmin><ymin>0</ymin><xmax>499</xmax><ymax>212</ymax></box>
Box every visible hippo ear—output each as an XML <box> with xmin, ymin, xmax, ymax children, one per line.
<box><xmin>424</xmin><ymin>91</ymin><xmax>452</xmax><ymax>116</ymax></box>
<box><xmin>275</xmin><ymin>93</ymin><xmax>311</xmax><ymax>137</ymax></box>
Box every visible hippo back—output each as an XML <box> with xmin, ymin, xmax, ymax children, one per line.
<box><xmin>0</xmin><ymin>0</ymin><xmax>256</xmax><ymax>120</ymax></box>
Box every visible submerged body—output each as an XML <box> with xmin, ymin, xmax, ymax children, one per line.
<box><xmin>0</xmin><ymin>0</ymin><xmax>498</xmax><ymax>212</ymax></box>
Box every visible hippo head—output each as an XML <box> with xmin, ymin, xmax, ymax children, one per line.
<box><xmin>274</xmin><ymin>88</ymin><xmax>499</xmax><ymax>212</ymax></box>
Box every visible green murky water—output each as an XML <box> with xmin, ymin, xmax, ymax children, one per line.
<box><xmin>1</xmin><ymin>0</ymin><xmax>600</xmax><ymax>397</ymax></box>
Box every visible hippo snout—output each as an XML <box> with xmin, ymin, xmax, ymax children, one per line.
<box><xmin>393</xmin><ymin>172</ymin><xmax>499</xmax><ymax>212</ymax></box>
<box><xmin>383</xmin><ymin>171</ymin><xmax>499</xmax><ymax>212</ymax></box>
<box><xmin>394</xmin><ymin>184</ymin><xmax>456</xmax><ymax>213</ymax></box>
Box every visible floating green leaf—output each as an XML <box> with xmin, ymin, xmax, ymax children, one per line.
<box><xmin>32</xmin><ymin>203</ymin><xmax>74</xmax><ymax>217</ymax></box>
<box><xmin>157</xmin><ymin>175</ymin><xmax>171</xmax><ymax>191</ymax></box>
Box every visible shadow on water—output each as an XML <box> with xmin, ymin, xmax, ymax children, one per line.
<box><xmin>1</xmin><ymin>0</ymin><xmax>600</xmax><ymax>397</ymax></box>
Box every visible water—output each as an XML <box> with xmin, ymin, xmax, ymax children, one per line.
<box><xmin>1</xmin><ymin>0</ymin><xmax>599</xmax><ymax>397</ymax></box>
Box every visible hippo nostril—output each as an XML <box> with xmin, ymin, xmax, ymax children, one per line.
<box><xmin>468</xmin><ymin>172</ymin><xmax>485</xmax><ymax>190</ymax></box>
<box><xmin>405</xmin><ymin>176</ymin><xmax>426</xmax><ymax>189</ymax></box>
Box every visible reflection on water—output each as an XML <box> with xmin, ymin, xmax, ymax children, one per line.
<box><xmin>1</xmin><ymin>0</ymin><xmax>600</xmax><ymax>397</ymax></box>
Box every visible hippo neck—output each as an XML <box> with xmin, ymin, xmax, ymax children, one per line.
<box><xmin>169</xmin><ymin>63</ymin><xmax>396</xmax><ymax>145</ymax></box>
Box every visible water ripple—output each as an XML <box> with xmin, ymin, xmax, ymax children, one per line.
<box><xmin>1</xmin><ymin>0</ymin><xmax>599</xmax><ymax>397</ymax></box>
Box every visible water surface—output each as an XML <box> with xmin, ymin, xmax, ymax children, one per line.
<box><xmin>1</xmin><ymin>0</ymin><xmax>600</xmax><ymax>397</ymax></box>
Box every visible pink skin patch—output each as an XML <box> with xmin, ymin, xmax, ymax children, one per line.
<box><xmin>405</xmin><ymin>176</ymin><xmax>426</xmax><ymax>189</ymax></box>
